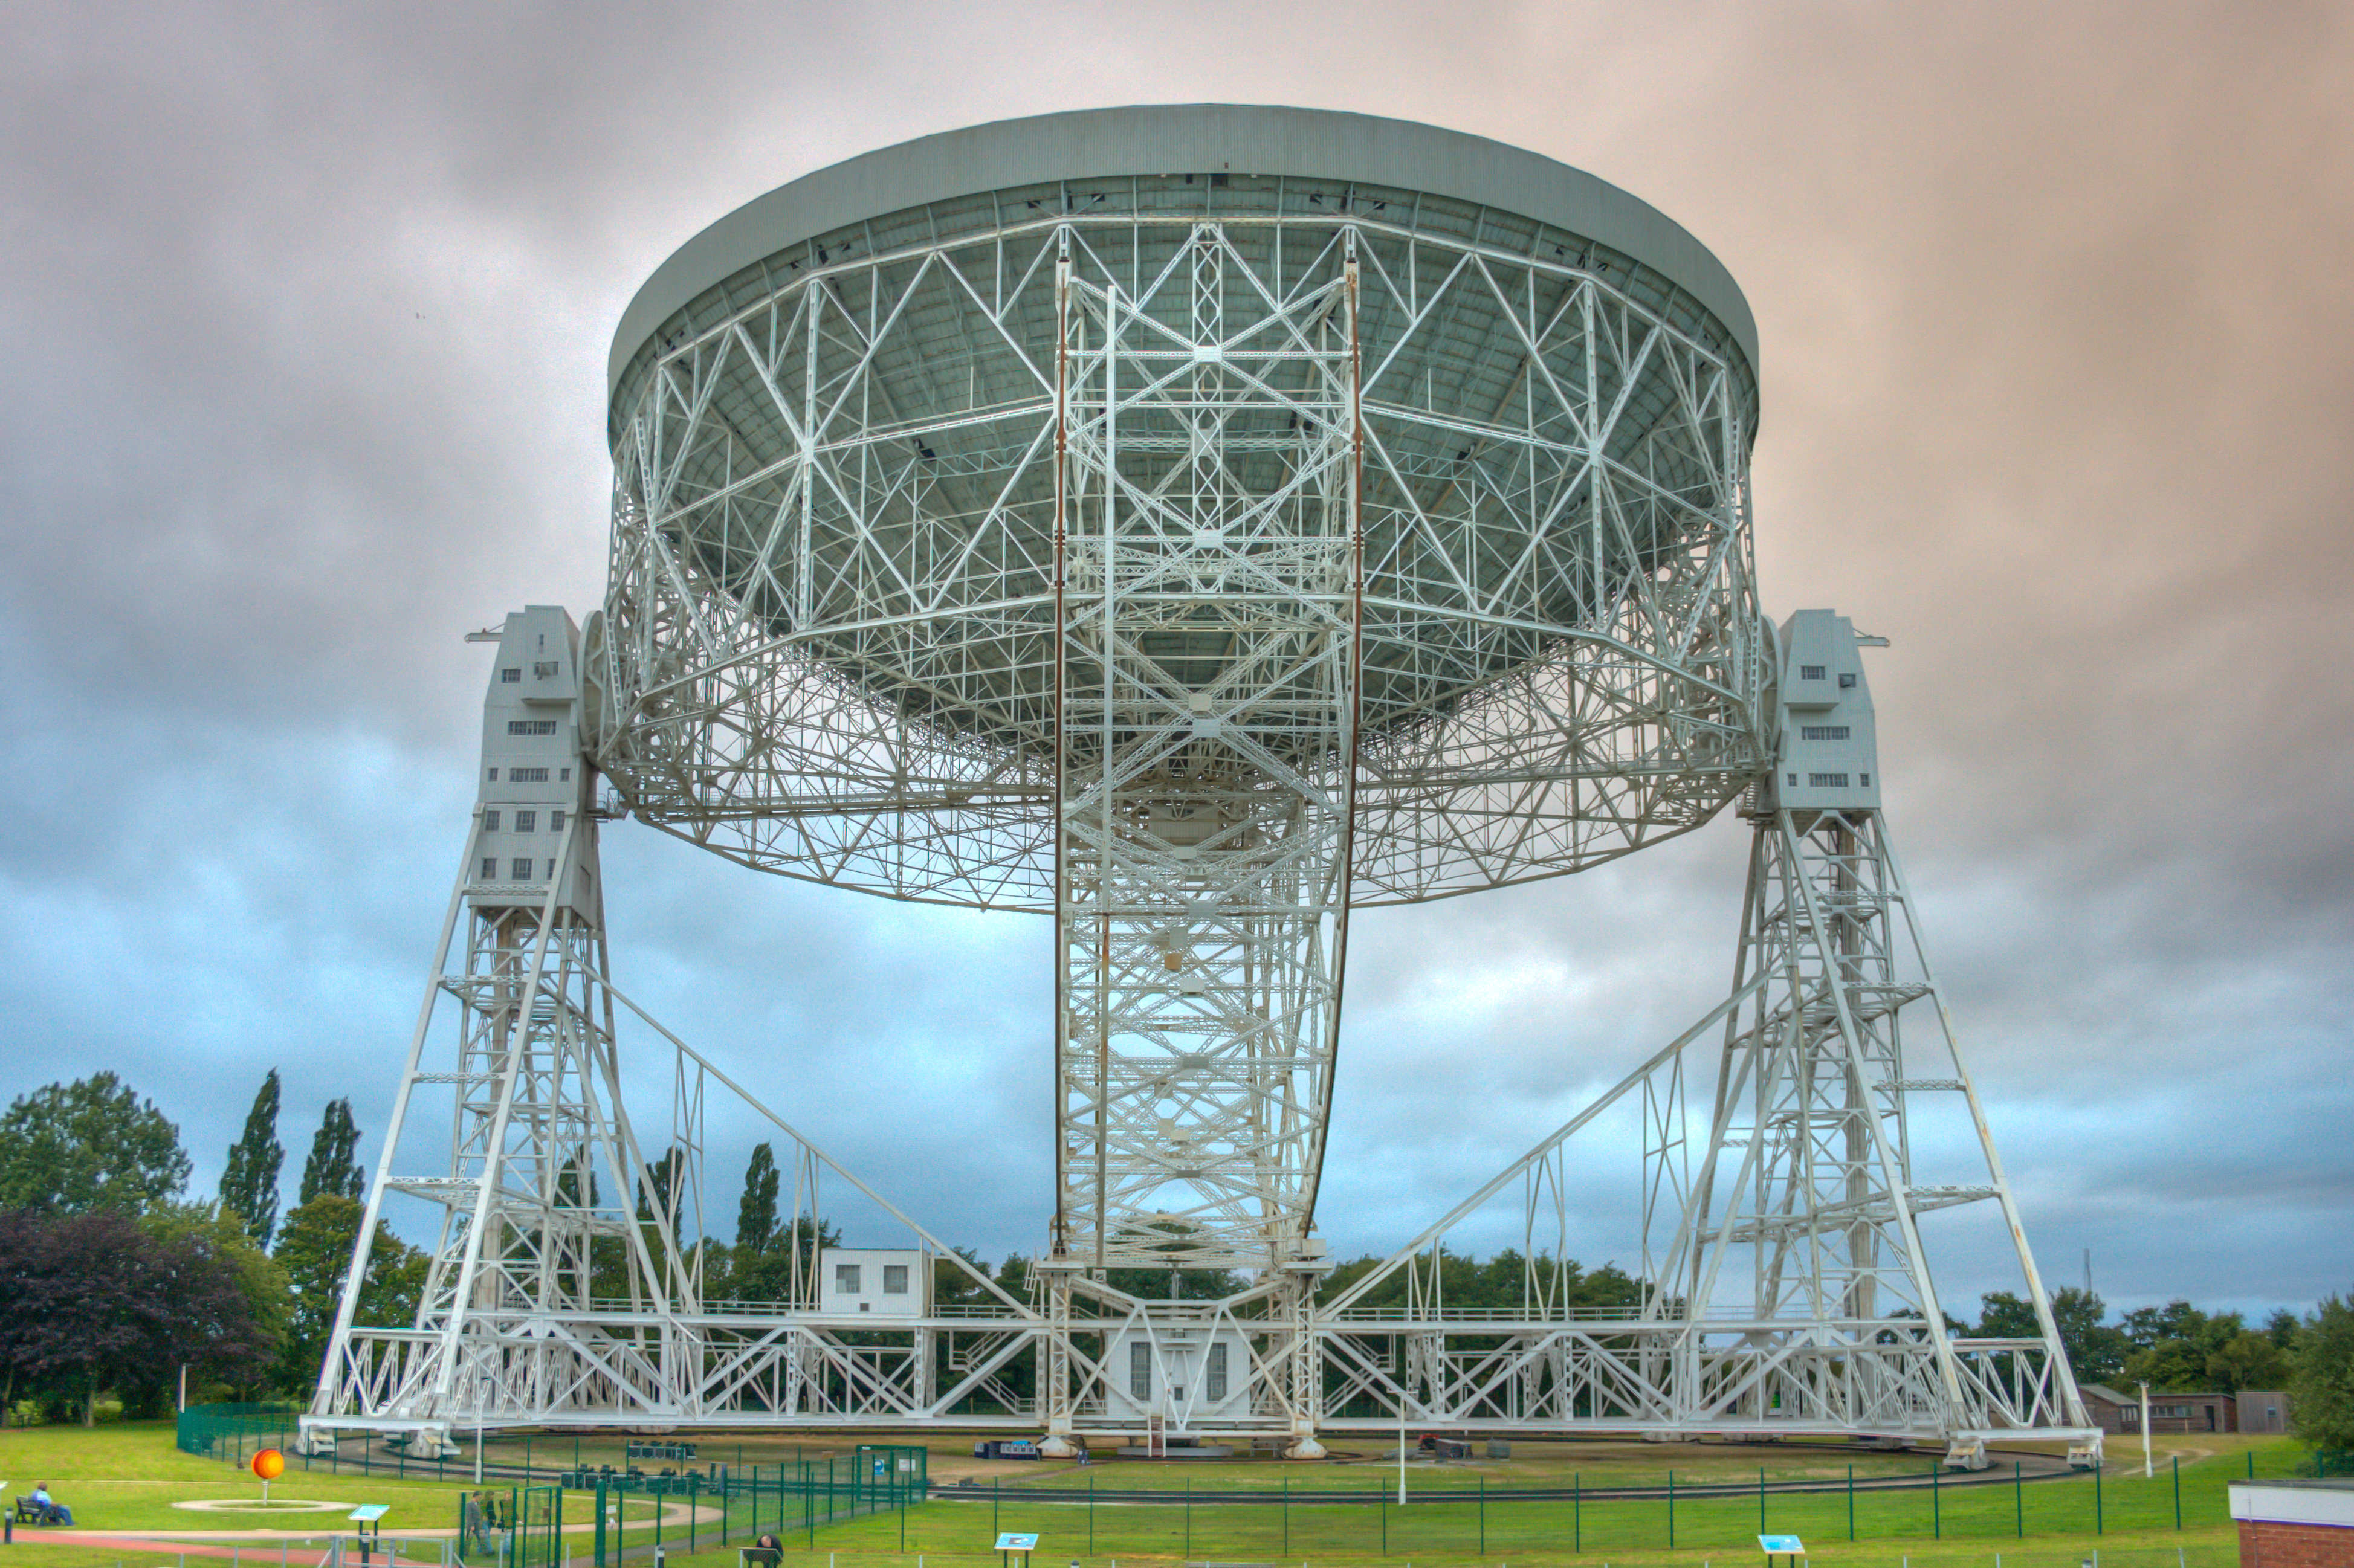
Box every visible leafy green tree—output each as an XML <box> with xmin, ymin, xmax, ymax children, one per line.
<box><xmin>272</xmin><ymin>1193</ymin><xmax>426</xmax><ymax>1396</ymax></box>
<box><xmin>297</xmin><ymin>1099</ymin><xmax>364</xmax><ymax>1205</ymax></box>
<box><xmin>141</xmin><ymin>1201</ymin><xmax>291</xmax><ymax>1403</ymax></box>
<box><xmin>218</xmin><ymin>1069</ymin><xmax>285</xmax><ymax>1245</ymax></box>
<box><xmin>1976</xmin><ymin>1287</ymin><xmax>2127</xmax><ymax>1382</ymax></box>
<box><xmin>2121</xmin><ymin>1299</ymin><xmax>2245</xmax><ymax>1391</ymax></box>
<box><xmin>729</xmin><ymin>1214</ymin><xmax>839</xmax><ymax>1304</ymax></box>
<box><xmin>736</xmin><ymin>1142</ymin><xmax>781</xmax><ymax>1257</ymax></box>
<box><xmin>2209</xmin><ymin>1331</ymin><xmax>2291</xmax><ymax>1393</ymax></box>
<box><xmin>0</xmin><ymin>1073</ymin><xmax>191</xmax><ymax>1214</ymax></box>
<box><xmin>2289</xmin><ymin>1293</ymin><xmax>2354</xmax><ymax>1451</ymax></box>
<box><xmin>2266</xmin><ymin>1307</ymin><xmax>2303</xmax><ymax>1349</ymax></box>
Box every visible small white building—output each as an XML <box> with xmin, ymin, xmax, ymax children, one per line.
<box><xmin>1100</xmin><ymin>1324</ymin><xmax>1254</xmax><ymax>1426</ymax></box>
<box><xmin>817</xmin><ymin>1248</ymin><xmax>928</xmax><ymax>1317</ymax></box>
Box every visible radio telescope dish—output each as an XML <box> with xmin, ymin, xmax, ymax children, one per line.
<box><xmin>306</xmin><ymin>109</ymin><xmax>2095</xmax><ymax>1464</ymax></box>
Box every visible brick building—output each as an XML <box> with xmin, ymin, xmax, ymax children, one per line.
<box><xmin>2232</xmin><ymin>1478</ymin><xmax>2354</xmax><ymax>1568</ymax></box>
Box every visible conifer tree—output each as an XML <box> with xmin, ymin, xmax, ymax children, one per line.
<box><xmin>218</xmin><ymin>1068</ymin><xmax>285</xmax><ymax>1245</ymax></box>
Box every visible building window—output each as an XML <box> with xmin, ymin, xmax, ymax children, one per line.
<box><xmin>1206</xmin><ymin>1342</ymin><xmax>1228</xmax><ymax>1402</ymax></box>
<box><xmin>500</xmin><ymin>668</ymin><xmax>520</xmax><ymax>683</ymax></box>
<box><xmin>883</xmin><ymin>1264</ymin><xmax>908</xmax><ymax>1294</ymax></box>
<box><xmin>1800</xmin><ymin>725</ymin><xmax>1851</xmax><ymax>741</ymax></box>
<box><xmin>511</xmin><ymin>857</ymin><xmax>535</xmax><ymax>880</ymax></box>
<box><xmin>1839</xmin><ymin>672</ymin><xmax>1857</xmax><ymax>688</ymax></box>
<box><xmin>559</xmin><ymin>767</ymin><xmax>571</xmax><ymax>782</ymax></box>
<box><xmin>1861</xmin><ymin>772</ymin><xmax>1871</xmax><ymax>787</ymax></box>
<box><xmin>487</xmin><ymin>768</ymin><xmax>498</xmax><ymax>781</ymax></box>
<box><xmin>835</xmin><ymin>1263</ymin><xmax>861</xmax><ymax>1295</ymax></box>
<box><xmin>510</xmin><ymin>767</ymin><xmax>549</xmax><ymax>783</ymax></box>
<box><xmin>483</xmin><ymin>810</ymin><xmax>500</xmax><ymax>832</ymax></box>
<box><xmin>534</xmin><ymin>660</ymin><xmax>560</xmax><ymax>679</ymax></box>
<box><xmin>545</xmin><ymin>859</ymin><xmax>557</xmax><ymax>879</ymax></box>
<box><xmin>480</xmin><ymin>857</ymin><xmax>497</xmax><ymax>880</ymax></box>
<box><xmin>508</xmin><ymin>720</ymin><xmax>558</xmax><ymax>737</ymax></box>
<box><xmin>515</xmin><ymin>811</ymin><xmax>537</xmax><ymax>833</ymax></box>
<box><xmin>1799</xmin><ymin>664</ymin><xmax>1826</xmax><ymax>680</ymax></box>
<box><xmin>1130</xmin><ymin>1340</ymin><xmax>1151</xmax><ymax>1401</ymax></box>
<box><xmin>1809</xmin><ymin>773</ymin><xmax>1850</xmax><ymax>789</ymax></box>
<box><xmin>551</xmin><ymin>811</ymin><xmax>566</xmax><ymax>833</ymax></box>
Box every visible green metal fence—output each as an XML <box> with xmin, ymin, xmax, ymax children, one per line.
<box><xmin>455</xmin><ymin>1484</ymin><xmax>563</xmax><ymax>1568</ymax></box>
<box><xmin>177</xmin><ymin>1401</ymin><xmax>307</xmax><ymax>1465</ymax></box>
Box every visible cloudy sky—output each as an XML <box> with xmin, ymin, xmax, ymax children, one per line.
<box><xmin>2</xmin><ymin>1</ymin><xmax>2347</xmax><ymax>1325</ymax></box>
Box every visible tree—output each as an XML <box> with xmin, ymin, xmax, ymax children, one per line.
<box><xmin>0</xmin><ymin>1208</ymin><xmax>270</xmax><ymax>1424</ymax></box>
<box><xmin>638</xmin><ymin>1149</ymin><xmax>688</xmax><ymax>1229</ymax></box>
<box><xmin>736</xmin><ymin>1143</ymin><xmax>781</xmax><ymax>1257</ymax></box>
<box><xmin>2122</xmin><ymin>1299</ymin><xmax>2243</xmax><ymax>1391</ymax></box>
<box><xmin>2289</xmin><ymin>1293</ymin><xmax>2354</xmax><ymax>1451</ymax></box>
<box><xmin>141</xmin><ymin>1201</ymin><xmax>291</xmax><ymax>1405</ymax></box>
<box><xmin>218</xmin><ymin>1069</ymin><xmax>285</xmax><ymax>1246</ymax></box>
<box><xmin>1976</xmin><ymin>1287</ymin><xmax>2127</xmax><ymax>1383</ymax></box>
<box><xmin>729</xmin><ymin>1214</ymin><xmax>839</xmax><ymax>1304</ymax></box>
<box><xmin>272</xmin><ymin>1193</ymin><xmax>427</xmax><ymax>1396</ymax></box>
<box><xmin>2209</xmin><ymin>1331</ymin><xmax>2291</xmax><ymax>1394</ymax></box>
<box><xmin>0</xmin><ymin>1073</ymin><xmax>192</xmax><ymax>1215</ymax></box>
<box><xmin>297</xmin><ymin>1099</ymin><xmax>364</xmax><ymax>1206</ymax></box>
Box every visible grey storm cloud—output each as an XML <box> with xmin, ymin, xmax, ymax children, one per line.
<box><xmin>1</xmin><ymin>0</ymin><xmax>2347</xmax><ymax>1315</ymax></box>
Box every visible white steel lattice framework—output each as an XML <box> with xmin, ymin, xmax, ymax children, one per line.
<box><xmin>305</xmin><ymin>107</ymin><xmax>2096</xmax><ymax>1465</ymax></box>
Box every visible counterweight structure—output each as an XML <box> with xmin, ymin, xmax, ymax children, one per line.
<box><xmin>307</xmin><ymin>106</ymin><xmax>2095</xmax><ymax>1465</ymax></box>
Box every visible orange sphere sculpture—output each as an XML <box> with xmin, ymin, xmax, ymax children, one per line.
<box><xmin>251</xmin><ymin>1448</ymin><xmax>286</xmax><ymax>1482</ymax></box>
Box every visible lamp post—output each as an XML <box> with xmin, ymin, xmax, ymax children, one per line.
<box><xmin>477</xmin><ymin>1376</ymin><xmax>495</xmax><ymax>1485</ymax></box>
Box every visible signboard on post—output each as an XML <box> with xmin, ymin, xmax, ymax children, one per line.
<box><xmin>995</xmin><ymin>1531</ymin><xmax>1040</xmax><ymax>1568</ymax></box>
<box><xmin>1759</xmin><ymin>1534</ymin><xmax>1805</xmax><ymax>1567</ymax></box>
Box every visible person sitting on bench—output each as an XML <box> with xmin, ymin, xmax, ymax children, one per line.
<box><xmin>29</xmin><ymin>1484</ymin><xmax>73</xmax><ymax>1526</ymax></box>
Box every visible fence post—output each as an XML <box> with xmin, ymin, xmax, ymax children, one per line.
<box><xmin>2095</xmin><ymin>1459</ymin><xmax>2104</xmax><ymax>1534</ymax></box>
<box><xmin>2173</xmin><ymin>1454</ymin><xmax>2182</xmax><ymax>1529</ymax></box>
<box><xmin>1760</xmin><ymin>1466</ymin><xmax>1767</xmax><ymax>1533</ymax></box>
<box><xmin>1849</xmin><ymin>1464</ymin><xmax>1856</xmax><ymax>1541</ymax></box>
<box><xmin>2015</xmin><ymin>1461</ymin><xmax>2023</xmax><ymax>1538</ymax></box>
<box><xmin>1480</xmin><ymin>1476</ymin><xmax>1486</xmax><ymax>1555</ymax></box>
<box><xmin>1280</xmin><ymin>1477</ymin><xmax>1287</xmax><ymax>1557</ymax></box>
<box><xmin>1667</xmin><ymin>1470</ymin><xmax>1675</xmax><ymax>1550</ymax></box>
<box><xmin>1091</xmin><ymin>1474</ymin><xmax>1098</xmax><ymax>1554</ymax></box>
<box><xmin>1184</xmin><ymin>1477</ymin><xmax>1191</xmax><ymax>1559</ymax></box>
<box><xmin>1575</xmin><ymin>1472</ymin><xmax>1581</xmax><ymax>1553</ymax></box>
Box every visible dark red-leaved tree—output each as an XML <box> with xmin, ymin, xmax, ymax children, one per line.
<box><xmin>0</xmin><ymin>1209</ymin><xmax>270</xmax><ymax>1424</ymax></box>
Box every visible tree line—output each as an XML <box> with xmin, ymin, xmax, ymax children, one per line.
<box><xmin>0</xmin><ymin>1071</ymin><xmax>421</xmax><ymax>1424</ymax></box>
<box><xmin>2</xmin><ymin>1074</ymin><xmax>2346</xmax><ymax>1452</ymax></box>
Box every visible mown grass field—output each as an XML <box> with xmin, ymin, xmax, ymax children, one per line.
<box><xmin>0</xmin><ymin>1423</ymin><xmax>2311</xmax><ymax>1568</ymax></box>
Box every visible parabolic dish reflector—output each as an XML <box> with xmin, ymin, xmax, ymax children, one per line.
<box><xmin>591</xmin><ymin>105</ymin><xmax>1770</xmax><ymax>908</ymax></box>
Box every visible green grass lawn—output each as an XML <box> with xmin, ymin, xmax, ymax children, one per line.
<box><xmin>0</xmin><ymin>1421</ymin><xmax>671</xmax><ymax>1538</ymax></box>
<box><xmin>0</xmin><ymin>1423</ymin><xmax>2312</xmax><ymax>1568</ymax></box>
